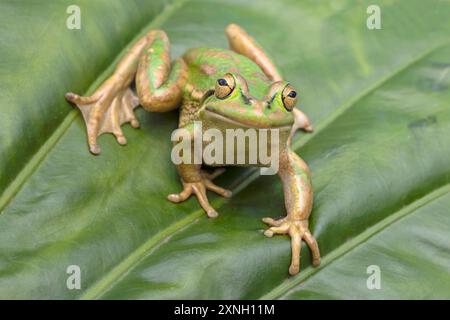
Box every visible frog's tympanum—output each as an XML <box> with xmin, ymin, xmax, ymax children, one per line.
<box><xmin>66</xmin><ymin>24</ymin><xmax>320</xmax><ymax>275</ymax></box>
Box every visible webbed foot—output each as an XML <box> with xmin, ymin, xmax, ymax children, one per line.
<box><xmin>66</xmin><ymin>78</ymin><xmax>140</xmax><ymax>155</ymax></box>
<box><xmin>262</xmin><ymin>217</ymin><xmax>321</xmax><ymax>275</ymax></box>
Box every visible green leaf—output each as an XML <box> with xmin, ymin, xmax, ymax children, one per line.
<box><xmin>0</xmin><ymin>0</ymin><xmax>449</xmax><ymax>299</ymax></box>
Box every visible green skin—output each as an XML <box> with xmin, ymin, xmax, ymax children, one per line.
<box><xmin>183</xmin><ymin>47</ymin><xmax>294</xmax><ymax>129</ymax></box>
<box><xmin>177</xmin><ymin>48</ymin><xmax>296</xmax><ymax>170</ymax></box>
<box><xmin>66</xmin><ymin>25</ymin><xmax>320</xmax><ymax>275</ymax></box>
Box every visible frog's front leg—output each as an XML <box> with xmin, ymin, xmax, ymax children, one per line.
<box><xmin>263</xmin><ymin>149</ymin><xmax>321</xmax><ymax>275</ymax></box>
<box><xmin>66</xmin><ymin>30</ymin><xmax>187</xmax><ymax>154</ymax></box>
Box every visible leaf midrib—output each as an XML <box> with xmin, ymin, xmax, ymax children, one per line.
<box><xmin>81</xmin><ymin>40</ymin><xmax>449</xmax><ymax>299</ymax></box>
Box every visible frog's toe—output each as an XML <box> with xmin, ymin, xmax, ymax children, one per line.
<box><xmin>303</xmin><ymin>230</ymin><xmax>321</xmax><ymax>267</ymax></box>
<box><xmin>262</xmin><ymin>217</ymin><xmax>286</xmax><ymax>227</ymax></box>
<box><xmin>304</xmin><ymin>124</ymin><xmax>314</xmax><ymax>133</ymax></box>
<box><xmin>199</xmin><ymin>169</ymin><xmax>232</xmax><ymax>198</ymax></box>
<box><xmin>191</xmin><ymin>182</ymin><xmax>220</xmax><ymax>218</ymax></box>
<box><xmin>65</xmin><ymin>92</ymin><xmax>99</xmax><ymax>105</ymax></box>
<box><xmin>204</xmin><ymin>179</ymin><xmax>232</xmax><ymax>198</ymax></box>
<box><xmin>206</xmin><ymin>209</ymin><xmax>219</xmax><ymax>218</ymax></box>
<box><xmin>116</xmin><ymin>135</ymin><xmax>127</xmax><ymax>145</ymax></box>
<box><xmin>89</xmin><ymin>144</ymin><xmax>101</xmax><ymax>155</ymax></box>
<box><xmin>167</xmin><ymin>185</ymin><xmax>193</xmax><ymax>203</ymax></box>
<box><xmin>130</xmin><ymin>119</ymin><xmax>140</xmax><ymax>128</ymax></box>
<box><xmin>263</xmin><ymin>225</ymin><xmax>289</xmax><ymax>238</ymax></box>
<box><xmin>112</xmin><ymin>125</ymin><xmax>128</xmax><ymax>146</ymax></box>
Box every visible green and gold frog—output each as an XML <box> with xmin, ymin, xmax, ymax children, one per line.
<box><xmin>66</xmin><ymin>24</ymin><xmax>320</xmax><ymax>275</ymax></box>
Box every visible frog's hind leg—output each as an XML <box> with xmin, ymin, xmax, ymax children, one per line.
<box><xmin>225</xmin><ymin>23</ymin><xmax>283</xmax><ymax>82</ymax></box>
<box><xmin>136</xmin><ymin>31</ymin><xmax>187</xmax><ymax>112</ymax></box>
<box><xmin>287</xmin><ymin>108</ymin><xmax>314</xmax><ymax>146</ymax></box>
<box><xmin>225</xmin><ymin>24</ymin><xmax>314</xmax><ymax>143</ymax></box>
<box><xmin>66</xmin><ymin>30</ymin><xmax>187</xmax><ymax>154</ymax></box>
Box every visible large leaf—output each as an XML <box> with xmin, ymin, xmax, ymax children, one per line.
<box><xmin>0</xmin><ymin>0</ymin><xmax>449</xmax><ymax>299</ymax></box>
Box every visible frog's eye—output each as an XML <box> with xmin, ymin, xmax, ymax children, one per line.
<box><xmin>215</xmin><ymin>74</ymin><xmax>235</xmax><ymax>99</ymax></box>
<box><xmin>281</xmin><ymin>84</ymin><xmax>298</xmax><ymax>111</ymax></box>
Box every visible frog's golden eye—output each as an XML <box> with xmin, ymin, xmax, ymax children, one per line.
<box><xmin>215</xmin><ymin>74</ymin><xmax>235</xmax><ymax>99</ymax></box>
<box><xmin>281</xmin><ymin>84</ymin><xmax>298</xmax><ymax>111</ymax></box>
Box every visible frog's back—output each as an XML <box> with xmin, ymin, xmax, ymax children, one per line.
<box><xmin>182</xmin><ymin>47</ymin><xmax>271</xmax><ymax>99</ymax></box>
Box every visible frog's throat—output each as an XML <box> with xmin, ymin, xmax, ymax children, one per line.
<box><xmin>202</xmin><ymin>109</ymin><xmax>293</xmax><ymax>130</ymax></box>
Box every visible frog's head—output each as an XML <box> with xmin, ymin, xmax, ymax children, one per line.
<box><xmin>199</xmin><ymin>73</ymin><xmax>297</xmax><ymax>130</ymax></box>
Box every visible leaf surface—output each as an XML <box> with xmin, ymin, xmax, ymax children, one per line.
<box><xmin>0</xmin><ymin>0</ymin><xmax>449</xmax><ymax>299</ymax></box>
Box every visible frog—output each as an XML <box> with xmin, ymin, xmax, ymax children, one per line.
<box><xmin>65</xmin><ymin>24</ymin><xmax>320</xmax><ymax>275</ymax></box>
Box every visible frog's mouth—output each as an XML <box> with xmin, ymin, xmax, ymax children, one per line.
<box><xmin>202</xmin><ymin>107</ymin><xmax>293</xmax><ymax>130</ymax></box>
